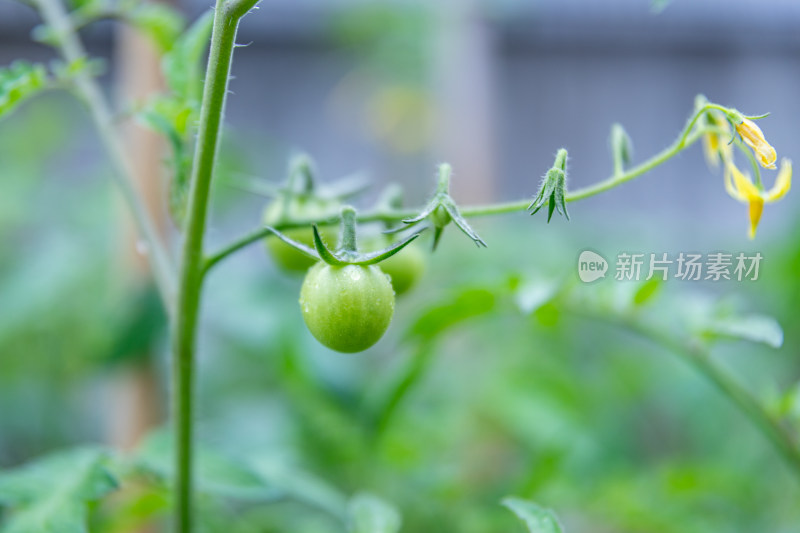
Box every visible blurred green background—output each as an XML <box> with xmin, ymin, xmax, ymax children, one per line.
<box><xmin>1</xmin><ymin>1</ymin><xmax>800</xmax><ymax>532</ymax></box>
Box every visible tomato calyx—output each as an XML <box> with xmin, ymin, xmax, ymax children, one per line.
<box><xmin>263</xmin><ymin>206</ymin><xmax>424</xmax><ymax>267</ymax></box>
<box><xmin>385</xmin><ymin>162</ymin><xmax>487</xmax><ymax>250</ymax></box>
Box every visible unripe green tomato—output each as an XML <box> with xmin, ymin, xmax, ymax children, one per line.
<box><xmin>299</xmin><ymin>263</ymin><xmax>395</xmax><ymax>353</ymax></box>
<box><xmin>263</xmin><ymin>198</ymin><xmax>337</xmax><ymax>272</ymax></box>
<box><xmin>374</xmin><ymin>241</ymin><xmax>426</xmax><ymax>296</ymax></box>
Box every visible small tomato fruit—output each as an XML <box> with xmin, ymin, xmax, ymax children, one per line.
<box><xmin>366</xmin><ymin>238</ymin><xmax>426</xmax><ymax>296</ymax></box>
<box><xmin>299</xmin><ymin>262</ymin><xmax>395</xmax><ymax>353</ymax></box>
<box><xmin>263</xmin><ymin>198</ymin><xmax>337</xmax><ymax>272</ymax></box>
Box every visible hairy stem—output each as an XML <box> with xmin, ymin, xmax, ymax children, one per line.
<box><xmin>34</xmin><ymin>0</ymin><xmax>175</xmax><ymax>313</ymax></box>
<box><xmin>171</xmin><ymin>0</ymin><xmax>255</xmax><ymax>529</ymax></box>
<box><xmin>204</xmin><ymin>125</ymin><xmax>714</xmax><ymax>272</ymax></box>
<box><xmin>566</xmin><ymin>130</ymin><xmax>704</xmax><ymax>202</ymax></box>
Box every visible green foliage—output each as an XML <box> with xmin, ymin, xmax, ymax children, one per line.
<box><xmin>135</xmin><ymin>11</ymin><xmax>213</xmax><ymax>226</ymax></box>
<box><xmin>0</xmin><ymin>62</ymin><xmax>51</xmax><ymax>120</ymax></box>
<box><xmin>162</xmin><ymin>11</ymin><xmax>213</xmax><ymax>102</ymax></box>
<box><xmin>0</xmin><ymin>448</ymin><xmax>117</xmax><ymax>533</ymax></box>
<box><xmin>125</xmin><ymin>3</ymin><xmax>185</xmax><ymax>53</ymax></box>
<box><xmin>135</xmin><ymin>432</ymin><xmax>280</xmax><ymax>502</ymax></box>
<box><xmin>502</xmin><ymin>498</ymin><xmax>564</xmax><ymax>533</ymax></box>
<box><xmin>698</xmin><ymin>314</ymin><xmax>783</xmax><ymax>348</ymax></box>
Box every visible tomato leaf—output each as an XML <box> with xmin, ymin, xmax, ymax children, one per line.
<box><xmin>698</xmin><ymin>314</ymin><xmax>784</xmax><ymax>348</ymax></box>
<box><xmin>0</xmin><ymin>62</ymin><xmax>51</xmax><ymax>120</ymax></box>
<box><xmin>134</xmin><ymin>432</ymin><xmax>281</xmax><ymax>502</ymax></box>
<box><xmin>502</xmin><ymin>497</ymin><xmax>564</xmax><ymax>533</ymax></box>
<box><xmin>632</xmin><ymin>277</ymin><xmax>662</xmax><ymax>306</ymax></box>
<box><xmin>347</xmin><ymin>493</ymin><xmax>402</xmax><ymax>533</ymax></box>
<box><xmin>163</xmin><ymin>11</ymin><xmax>214</xmax><ymax>101</ymax></box>
<box><xmin>406</xmin><ymin>287</ymin><xmax>496</xmax><ymax>342</ymax></box>
<box><xmin>0</xmin><ymin>447</ymin><xmax>118</xmax><ymax>533</ymax></box>
<box><xmin>126</xmin><ymin>3</ymin><xmax>186</xmax><ymax>53</ymax></box>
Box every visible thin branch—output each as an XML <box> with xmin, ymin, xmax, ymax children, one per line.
<box><xmin>569</xmin><ymin>306</ymin><xmax>800</xmax><ymax>481</ymax></box>
<box><xmin>33</xmin><ymin>0</ymin><xmax>176</xmax><ymax>314</ymax></box>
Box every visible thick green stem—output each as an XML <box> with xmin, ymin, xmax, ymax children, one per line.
<box><xmin>171</xmin><ymin>0</ymin><xmax>255</xmax><ymax>530</ymax></box>
<box><xmin>34</xmin><ymin>0</ymin><xmax>176</xmax><ymax>313</ymax></box>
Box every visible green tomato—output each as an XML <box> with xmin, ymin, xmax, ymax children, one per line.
<box><xmin>375</xmin><ymin>241</ymin><xmax>426</xmax><ymax>296</ymax></box>
<box><xmin>263</xmin><ymin>197</ymin><xmax>337</xmax><ymax>272</ymax></box>
<box><xmin>299</xmin><ymin>262</ymin><xmax>395</xmax><ymax>353</ymax></box>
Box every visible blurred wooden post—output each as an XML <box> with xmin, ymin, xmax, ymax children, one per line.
<box><xmin>107</xmin><ymin>13</ymin><xmax>169</xmax><ymax>452</ymax></box>
<box><xmin>432</xmin><ymin>0</ymin><xmax>498</xmax><ymax>203</ymax></box>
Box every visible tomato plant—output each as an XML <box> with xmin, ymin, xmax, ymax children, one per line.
<box><xmin>1</xmin><ymin>1</ymin><xmax>798</xmax><ymax>533</ymax></box>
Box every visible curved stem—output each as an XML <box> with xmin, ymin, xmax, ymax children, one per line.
<box><xmin>33</xmin><ymin>0</ymin><xmax>176</xmax><ymax>313</ymax></box>
<box><xmin>566</xmin><ymin>129</ymin><xmax>704</xmax><ymax>202</ymax></box>
<box><xmin>205</xmin><ymin>125</ymin><xmax>716</xmax><ymax>272</ymax></box>
<box><xmin>569</xmin><ymin>305</ymin><xmax>800</xmax><ymax>481</ymax></box>
<box><xmin>635</xmin><ymin>322</ymin><xmax>800</xmax><ymax>479</ymax></box>
<box><xmin>171</xmin><ymin>0</ymin><xmax>254</xmax><ymax>530</ymax></box>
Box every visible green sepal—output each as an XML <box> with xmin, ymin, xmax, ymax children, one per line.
<box><xmin>264</xmin><ymin>225</ymin><xmax>320</xmax><ymax>260</ymax></box>
<box><xmin>443</xmin><ymin>199</ymin><xmax>486</xmax><ymax>247</ymax></box>
<box><xmin>313</xmin><ymin>225</ymin><xmax>423</xmax><ymax>266</ymax></box>
<box><xmin>529</xmin><ymin>152</ymin><xmax>570</xmax><ymax>223</ymax></box>
<box><xmin>393</xmin><ymin>163</ymin><xmax>486</xmax><ymax>249</ymax></box>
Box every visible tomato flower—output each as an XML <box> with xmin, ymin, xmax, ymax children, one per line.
<box><xmin>725</xmin><ymin>159</ymin><xmax>792</xmax><ymax>239</ymax></box>
<box><xmin>735</xmin><ymin>118</ymin><xmax>777</xmax><ymax>169</ymax></box>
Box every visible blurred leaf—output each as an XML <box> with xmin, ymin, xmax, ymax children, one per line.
<box><xmin>106</xmin><ymin>283</ymin><xmax>167</xmax><ymax>365</ymax></box>
<box><xmin>126</xmin><ymin>3</ymin><xmax>186</xmax><ymax>53</ymax></box>
<box><xmin>133</xmin><ymin>11</ymin><xmax>213</xmax><ymax>227</ymax></box>
<box><xmin>405</xmin><ymin>287</ymin><xmax>496</xmax><ymax>341</ymax></box>
<box><xmin>699</xmin><ymin>315</ymin><xmax>783</xmax><ymax>348</ymax></box>
<box><xmin>347</xmin><ymin>493</ymin><xmax>401</xmax><ymax>533</ymax></box>
<box><xmin>0</xmin><ymin>447</ymin><xmax>117</xmax><ymax>533</ymax></box>
<box><xmin>135</xmin><ymin>432</ymin><xmax>281</xmax><ymax>502</ymax></box>
<box><xmin>502</xmin><ymin>497</ymin><xmax>564</xmax><ymax>533</ymax></box>
<box><xmin>163</xmin><ymin>11</ymin><xmax>213</xmax><ymax>102</ymax></box>
<box><xmin>633</xmin><ymin>278</ymin><xmax>662</xmax><ymax>306</ymax></box>
<box><xmin>516</xmin><ymin>278</ymin><xmax>560</xmax><ymax>315</ymax></box>
<box><xmin>247</xmin><ymin>458</ymin><xmax>348</xmax><ymax>522</ymax></box>
<box><xmin>0</xmin><ymin>62</ymin><xmax>51</xmax><ymax>120</ymax></box>
<box><xmin>651</xmin><ymin>0</ymin><xmax>672</xmax><ymax>13</ymax></box>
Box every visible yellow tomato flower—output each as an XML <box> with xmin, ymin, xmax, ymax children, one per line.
<box><xmin>736</xmin><ymin>118</ymin><xmax>777</xmax><ymax>169</ymax></box>
<box><xmin>702</xmin><ymin>112</ymin><xmax>733</xmax><ymax>168</ymax></box>
<box><xmin>725</xmin><ymin>158</ymin><xmax>791</xmax><ymax>239</ymax></box>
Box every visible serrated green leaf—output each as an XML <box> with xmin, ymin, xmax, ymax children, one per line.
<box><xmin>699</xmin><ymin>314</ymin><xmax>783</xmax><ymax>348</ymax></box>
<box><xmin>0</xmin><ymin>447</ymin><xmax>118</xmax><ymax>533</ymax></box>
<box><xmin>347</xmin><ymin>493</ymin><xmax>401</xmax><ymax>533</ymax></box>
<box><xmin>502</xmin><ymin>497</ymin><xmax>564</xmax><ymax>533</ymax></box>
